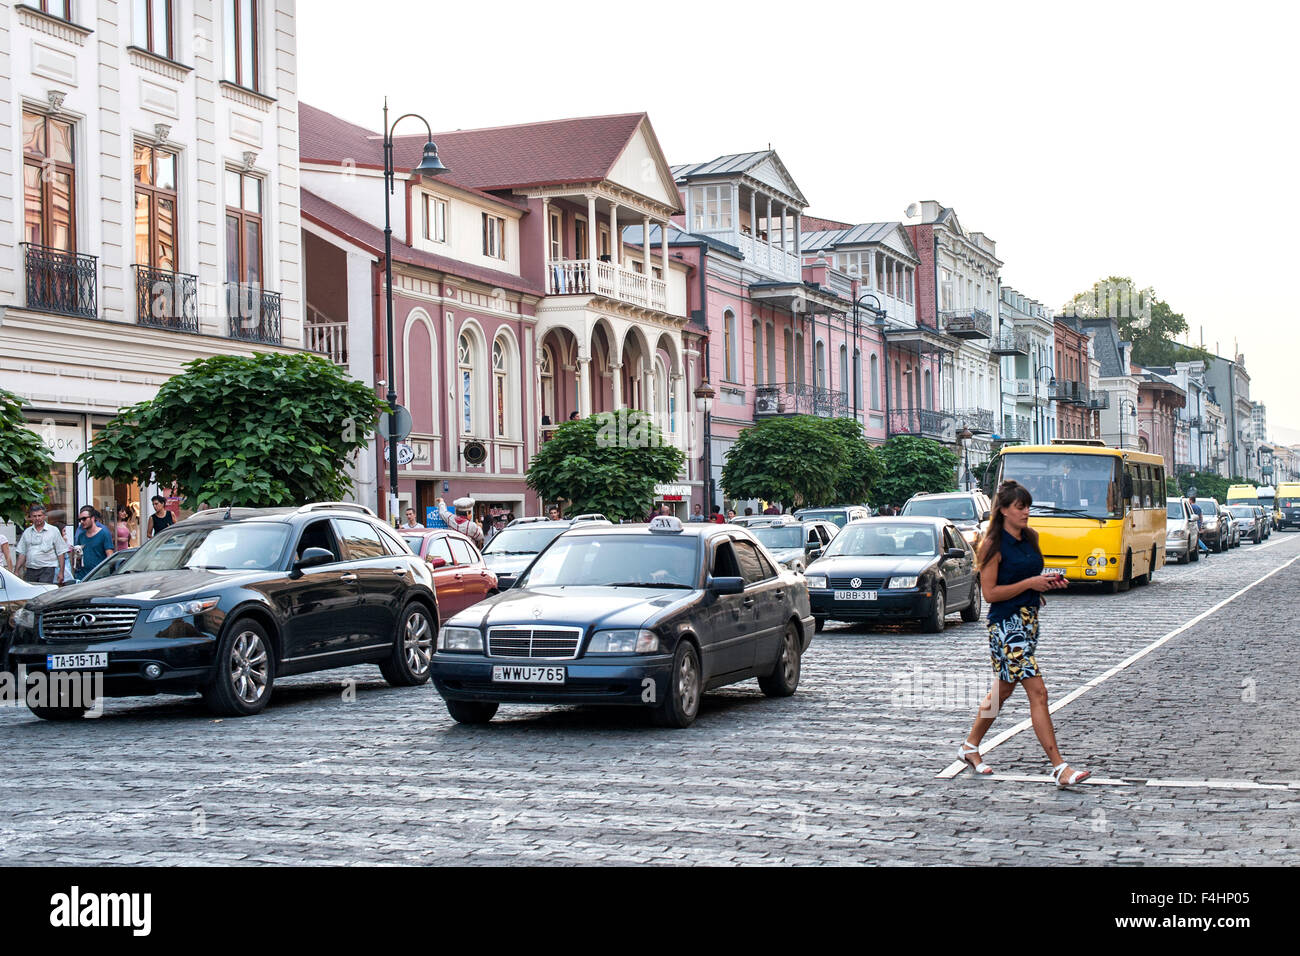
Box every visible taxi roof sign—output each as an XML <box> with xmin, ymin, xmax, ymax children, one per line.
<box><xmin>648</xmin><ymin>515</ymin><xmax>684</xmax><ymax>533</ymax></box>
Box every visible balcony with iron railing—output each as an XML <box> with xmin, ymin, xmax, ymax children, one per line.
<box><xmin>134</xmin><ymin>265</ymin><xmax>199</xmax><ymax>333</ymax></box>
<box><xmin>1014</xmin><ymin>379</ymin><xmax>1050</xmax><ymax>404</ymax></box>
<box><xmin>939</xmin><ymin>307</ymin><xmax>992</xmax><ymax>339</ymax></box>
<box><xmin>990</xmin><ymin>326</ymin><xmax>1030</xmax><ymax>355</ymax></box>
<box><xmin>1050</xmin><ymin>379</ymin><xmax>1089</xmax><ymax>405</ymax></box>
<box><xmin>997</xmin><ymin>417</ymin><xmax>1034</xmax><ymax>441</ymax></box>
<box><xmin>955</xmin><ymin>407</ymin><xmax>997</xmax><ymax>433</ymax></box>
<box><xmin>22</xmin><ymin>243</ymin><xmax>97</xmax><ymax>319</ymax></box>
<box><xmin>888</xmin><ymin>407</ymin><xmax>956</xmax><ymax>442</ymax></box>
<box><xmin>754</xmin><ymin>383</ymin><xmax>850</xmax><ymax>419</ymax></box>
<box><xmin>1087</xmin><ymin>391</ymin><xmax>1110</xmax><ymax>410</ymax></box>
<box><xmin>547</xmin><ymin>258</ymin><xmax>668</xmax><ymax>312</ymax></box>
<box><xmin>226</xmin><ymin>283</ymin><xmax>283</xmax><ymax>345</ymax></box>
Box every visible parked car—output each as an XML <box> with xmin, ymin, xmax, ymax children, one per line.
<box><xmin>1</xmin><ymin>567</ymin><xmax>59</xmax><ymax>673</ymax></box>
<box><xmin>7</xmin><ymin>503</ymin><xmax>439</xmax><ymax>719</ymax></box>
<box><xmin>80</xmin><ymin>547</ymin><xmax>137</xmax><ymax>582</ymax></box>
<box><xmin>480</xmin><ymin>515</ymin><xmax>611</xmax><ymax>591</ymax></box>
<box><xmin>745</xmin><ymin>517</ymin><xmax>838</xmax><ymax>573</ymax></box>
<box><xmin>1224</xmin><ymin>507</ymin><xmax>1241</xmax><ymax>548</ymax></box>
<box><xmin>399</xmin><ymin>528</ymin><xmax>498</xmax><ymax>617</ymax></box>
<box><xmin>1226</xmin><ymin>504</ymin><xmax>1263</xmax><ymax>544</ymax></box>
<box><xmin>1194</xmin><ymin>498</ymin><xmax>1229</xmax><ymax>552</ymax></box>
<box><xmin>804</xmin><ymin>516</ymin><xmax>980</xmax><ymax>633</ymax></box>
<box><xmin>793</xmin><ymin>505</ymin><xmax>872</xmax><ymax>529</ymax></box>
<box><xmin>1255</xmin><ymin>506</ymin><xmax>1271</xmax><ymax>539</ymax></box>
<box><xmin>1165</xmin><ymin>498</ymin><xmax>1200</xmax><ymax>563</ymax></box>
<box><xmin>900</xmin><ymin>490</ymin><xmax>991</xmax><ymax>545</ymax></box>
<box><xmin>430</xmin><ymin>515</ymin><xmax>813</xmax><ymax>728</ymax></box>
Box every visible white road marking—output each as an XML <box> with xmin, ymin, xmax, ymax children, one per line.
<box><xmin>973</xmin><ymin>773</ymin><xmax>1296</xmax><ymax>791</ymax></box>
<box><xmin>938</xmin><ymin>548</ymin><xmax>1300</xmax><ymax>779</ymax></box>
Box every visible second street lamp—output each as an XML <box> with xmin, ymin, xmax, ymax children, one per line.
<box><xmin>694</xmin><ymin>380</ymin><xmax>716</xmax><ymax>516</ymax></box>
<box><xmin>381</xmin><ymin>99</ymin><xmax>448</xmax><ymax>523</ymax></box>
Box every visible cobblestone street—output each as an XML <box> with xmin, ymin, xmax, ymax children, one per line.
<box><xmin>3</xmin><ymin>534</ymin><xmax>1298</xmax><ymax>865</ymax></box>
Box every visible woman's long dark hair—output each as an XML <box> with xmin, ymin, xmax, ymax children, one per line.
<box><xmin>976</xmin><ymin>480</ymin><xmax>1039</xmax><ymax>568</ymax></box>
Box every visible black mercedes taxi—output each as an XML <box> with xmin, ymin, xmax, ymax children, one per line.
<box><xmin>429</xmin><ymin>516</ymin><xmax>814</xmax><ymax>728</ymax></box>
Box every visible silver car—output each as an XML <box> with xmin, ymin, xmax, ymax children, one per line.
<box><xmin>1</xmin><ymin>566</ymin><xmax>59</xmax><ymax>671</ymax></box>
<box><xmin>1165</xmin><ymin>497</ymin><xmax>1200</xmax><ymax>563</ymax></box>
<box><xmin>1227</xmin><ymin>504</ymin><xmax>1262</xmax><ymax>544</ymax></box>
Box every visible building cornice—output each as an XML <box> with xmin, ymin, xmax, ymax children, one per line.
<box><xmin>516</xmin><ymin>183</ymin><xmax>678</xmax><ymax>222</ymax></box>
<box><xmin>15</xmin><ymin>4</ymin><xmax>92</xmax><ymax>45</ymax></box>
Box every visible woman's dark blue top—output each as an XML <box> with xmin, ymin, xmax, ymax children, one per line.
<box><xmin>987</xmin><ymin>529</ymin><xmax>1044</xmax><ymax>624</ymax></box>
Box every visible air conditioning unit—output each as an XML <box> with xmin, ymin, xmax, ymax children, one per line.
<box><xmin>755</xmin><ymin>394</ymin><xmax>781</xmax><ymax>416</ymax></box>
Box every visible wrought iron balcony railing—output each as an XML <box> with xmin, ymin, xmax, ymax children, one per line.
<box><xmin>990</xmin><ymin>326</ymin><xmax>1029</xmax><ymax>355</ymax></box>
<box><xmin>226</xmin><ymin>283</ymin><xmax>283</xmax><ymax>345</ymax></box>
<box><xmin>888</xmin><ymin>407</ymin><xmax>956</xmax><ymax>442</ymax></box>
<box><xmin>939</xmin><ymin>307</ymin><xmax>992</xmax><ymax>339</ymax></box>
<box><xmin>134</xmin><ymin>265</ymin><xmax>199</xmax><ymax>333</ymax></box>
<box><xmin>22</xmin><ymin>243</ymin><xmax>97</xmax><ymax>319</ymax></box>
<box><xmin>1088</xmin><ymin>391</ymin><xmax>1110</xmax><ymax>410</ymax></box>
<box><xmin>755</xmin><ymin>383</ymin><xmax>850</xmax><ymax>419</ymax></box>
<box><xmin>956</xmin><ymin>407</ymin><xmax>997</xmax><ymax>433</ymax></box>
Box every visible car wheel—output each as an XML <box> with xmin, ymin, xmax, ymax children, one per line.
<box><xmin>1109</xmin><ymin>554</ymin><xmax>1132</xmax><ymax>594</ymax></box>
<box><xmin>1190</xmin><ymin>542</ymin><xmax>1199</xmax><ymax>562</ymax></box>
<box><xmin>652</xmin><ymin>640</ymin><xmax>701</xmax><ymax>728</ymax></box>
<box><xmin>202</xmin><ymin>619</ymin><xmax>275</xmax><ymax>717</ymax></box>
<box><xmin>26</xmin><ymin>674</ymin><xmax>92</xmax><ymax>721</ymax></box>
<box><xmin>960</xmin><ymin>584</ymin><xmax>982</xmax><ymax>622</ymax></box>
<box><xmin>923</xmin><ymin>587</ymin><xmax>946</xmax><ymax>633</ymax></box>
<box><xmin>446</xmin><ymin>699</ymin><xmax>498</xmax><ymax>724</ymax></box>
<box><xmin>380</xmin><ymin>602</ymin><xmax>435</xmax><ymax>687</ymax></box>
<box><xmin>758</xmin><ymin>622</ymin><xmax>801</xmax><ymax>698</ymax></box>
<box><xmin>814</xmin><ymin>616</ymin><xmax>826</xmax><ymax>633</ymax></box>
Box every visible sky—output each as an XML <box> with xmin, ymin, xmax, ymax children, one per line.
<box><xmin>299</xmin><ymin>0</ymin><xmax>1300</xmax><ymax>440</ymax></box>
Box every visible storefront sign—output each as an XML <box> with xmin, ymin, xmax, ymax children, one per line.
<box><xmin>653</xmin><ymin>484</ymin><xmax>690</xmax><ymax>497</ymax></box>
<box><xmin>24</xmin><ymin>420</ymin><xmax>84</xmax><ymax>463</ymax></box>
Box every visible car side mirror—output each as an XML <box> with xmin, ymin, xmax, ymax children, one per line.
<box><xmin>708</xmin><ymin>575</ymin><xmax>745</xmax><ymax>595</ymax></box>
<box><xmin>943</xmin><ymin>548</ymin><xmax>966</xmax><ymax>561</ymax></box>
<box><xmin>808</xmin><ymin>547</ymin><xmax>823</xmax><ymax>559</ymax></box>
<box><xmin>429</xmin><ymin>556</ymin><xmax>447</xmax><ymax>569</ymax></box>
<box><xmin>292</xmin><ymin>547</ymin><xmax>334</xmax><ymax>576</ymax></box>
<box><xmin>981</xmin><ymin>511</ymin><xmax>991</xmax><ymax>522</ymax></box>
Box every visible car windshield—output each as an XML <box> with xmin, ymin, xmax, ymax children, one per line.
<box><xmin>797</xmin><ymin>510</ymin><xmax>848</xmax><ymax>528</ymax></box>
<box><xmin>121</xmin><ymin>523</ymin><xmax>290</xmax><ymax>572</ymax></box>
<box><xmin>1228</xmin><ymin>506</ymin><xmax>1255</xmax><ymax>518</ymax></box>
<box><xmin>1198</xmin><ymin>500</ymin><xmax>1218</xmax><ymax>515</ymax></box>
<box><xmin>483</xmin><ymin>526</ymin><xmax>567</xmax><ymax>555</ymax></box>
<box><xmin>902</xmin><ymin>498</ymin><xmax>977</xmax><ymax>522</ymax></box>
<box><xmin>1282</xmin><ymin>498</ymin><xmax>1300</xmax><ymax>508</ymax></box>
<box><xmin>999</xmin><ymin>453</ymin><xmax>1122</xmax><ymax>519</ymax></box>
<box><xmin>750</xmin><ymin>526</ymin><xmax>807</xmax><ymax>550</ymax></box>
<box><xmin>1229</xmin><ymin>496</ymin><xmax>1257</xmax><ymax>506</ymax></box>
<box><xmin>1166</xmin><ymin>501</ymin><xmax>1185</xmax><ymax>520</ymax></box>
<box><xmin>824</xmin><ymin>523</ymin><xmax>936</xmax><ymax>558</ymax></box>
<box><xmin>518</xmin><ymin>534</ymin><xmax>700</xmax><ymax>588</ymax></box>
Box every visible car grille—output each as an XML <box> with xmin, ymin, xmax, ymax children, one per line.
<box><xmin>828</xmin><ymin>576</ymin><xmax>888</xmax><ymax>590</ymax></box>
<box><xmin>487</xmin><ymin>627</ymin><xmax>583</xmax><ymax>659</ymax></box>
<box><xmin>41</xmin><ymin>605</ymin><xmax>141</xmax><ymax>642</ymax></box>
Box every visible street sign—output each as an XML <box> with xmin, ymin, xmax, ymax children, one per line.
<box><xmin>383</xmin><ymin>442</ymin><xmax>415</xmax><ymax>465</ymax></box>
<box><xmin>377</xmin><ymin>405</ymin><xmax>413</xmax><ymax>442</ymax></box>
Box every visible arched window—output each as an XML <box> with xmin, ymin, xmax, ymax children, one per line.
<box><xmin>839</xmin><ymin>345</ymin><xmax>848</xmax><ymax>396</ymax></box>
<box><xmin>794</xmin><ymin>332</ymin><xmax>805</xmax><ymax>388</ymax></box>
<box><xmin>924</xmin><ymin>368</ymin><xmax>933</xmax><ymax>410</ymax></box>
<box><xmin>783</xmin><ymin>328</ymin><xmax>794</xmax><ymax>390</ymax></box>
<box><xmin>815</xmin><ymin>341</ymin><xmax>826</xmax><ymax>389</ymax></box>
<box><xmin>458</xmin><ymin>331</ymin><xmax>476</xmax><ymax>435</ymax></box>
<box><xmin>853</xmin><ymin>348</ymin><xmax>862</xmax><ymax>410</ymax></box>
<box><xmin>765</xmin><ymin>321</ymin><xmax>776</xmax><ymax>385</ymax></box>
<box><xmin>654</xmin><ymin>356</ymin><xmax>669</xmax><ymax>436</ymax></box>
<box><xmin>492</xmin><ymin>336</ymin><xmax>516</xmax><ymax>439</ymax></box>
<box><xmin>753</xmin><ymin>319</ymin><xmax>762</xmax><ymax>383</ymax></box>
<box><xmin>540</xmin><ymin>345</ymin><xmax>555</xmax><ymax>423</ymax></box>
<box><xmin>894</xmin><ymin>360</ymin><xmax>902</xmax><ymax>408</ymax></box>
<box><xmin>723</xmin><ymin>310</ymin><xmax>737</xmax><ymax>381</ymax></box>
<box><xmin>870</xmin><ymin>353</ymin><xmax>879</xmax><ymax>409</ymax></box>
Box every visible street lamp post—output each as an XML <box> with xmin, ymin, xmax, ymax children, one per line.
<box><xmin>956</xmin><ymin>427</ymin><xmax>973</xmax><ymax>491</ymax></box>
<box><xmin>1118</xmin><ymin>397</ymin><xmax>1137</xmax><ymax>450</ymax></box>
<box><xmin>1033</xmin><ymin>364</ymin><xmax>1055</xmax><ymax>445</ymax></box>
<box><xmin>381</xmin><ymin>99</ymin><xmax>448</xmax><ymax>522</ymax></box>
<box><xmin>694</xmin><ymin>380</ymin><xmax>716</xmax><ymax>516</ymax></box>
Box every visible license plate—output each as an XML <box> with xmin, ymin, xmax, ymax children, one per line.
<box><xmin>46</xmin><ymin>653</ymin><xmax>107</xmax><ymax>671</ymax></box>
<box><xmin>491</xmin><ymin>665</ymin><xmax>566</xmax><ymax>684</ymax></box>
<box><xmin>833</xmin><ymin>590</ymin><xmax>877</xmax><ymax>601</ymax></box>
<box><xmin>1043</xmin><ymin>567</ymin><xmax>1067</xmax><ymax>576</ymax></box>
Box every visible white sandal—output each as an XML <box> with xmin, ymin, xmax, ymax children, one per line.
<box><xmin>959</xmin><ymin>741</ymin><xmax>993</xmax><ymax>775</ymax></box>
<box><xmin>1052</xmin><ymin>762</ymin><xmax>1091</xmax><ymax>788</ymax></box>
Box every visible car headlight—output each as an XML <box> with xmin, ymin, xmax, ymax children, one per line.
<box><xmin>889</xmin><ymin>576</ymin><xmax>918</xmax><ymax>589</ymax></box>
<box><xmin>146</xmin><ymin>597</ymin><xmax>219</xmax><ymax>623</ymax></box>
<box><xmin>13</xmin><ymin>607</ymin><xmax>36</xmax><ymax>629</ymax></box>
<box><xmin>587</xmin><ymin>629</ymin><xmax>659</xmax><ymax>654</ymax></box>
<box><xmin>1170</xmin><ymin>529</ymin><xmax>1186</xmax><ymax>538</ymax></box>
<box><xmin>437</xmin><ymin>626</ymin><xmax>483</xmax><ymax>652</ymax></box>
<box><xmin>805</xmin><ymin>574</ymin><xmax>828</xmax><ymax>589</ymax></box>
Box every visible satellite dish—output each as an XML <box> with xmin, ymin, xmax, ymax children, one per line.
<box><xmin>904</xmin><ymin>202</ymin><xmax>920</xmax><ymax>219</ymax></box>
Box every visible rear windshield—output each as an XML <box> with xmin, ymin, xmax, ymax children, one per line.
<box><xmin>482</xmin><ymin>526</ymin><xmax>567</xmax><ymax>555</ymax></box>
<box><xmin>797</xmin><ymin>510</ymin><xmax>849</xmax><ymax>528</ymax></box>
<box><xmin>1166</xmin><ymin>501</ymin><xmax>1183</xmax><ymax>519</ymax></box>
<box><xmin>902</xmin><ymin>498</ymin><xmax>977</xmax><ymax>522</ymax></box>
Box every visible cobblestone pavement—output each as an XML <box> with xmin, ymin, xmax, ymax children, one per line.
<box><xmin>3</xmin><ymin>533</ymin><xmax>1298</xmax><ymax>865</ymax></box>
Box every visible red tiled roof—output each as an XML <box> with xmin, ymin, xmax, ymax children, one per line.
<box><xmin>300</xmin><ymin>189</ymin><xmax>544</xmax><ymax>297</ymax></box>
<box><xmin>300</xmin><ymin>103</ymin><xmax>648</xmax><ymax>193</ymax></box>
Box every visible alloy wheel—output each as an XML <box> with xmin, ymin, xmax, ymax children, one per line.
<box><xmin>678</xmin><ymin>649</ymin><xmax>700</xmax><ymax>717</ymax></box>
<box><xmin>404</xmin><ymin>610</ymin><xmax>433</xmax><ymax>676</ymax></box>
<box><xmin>780</xmin><ymin>628</ymin><xmax>798</xmax><ymax>685</ymax></box>
<box><xmin>230</xmin><ymin>630</ymin><xmax>269</xmax><ymax>704</ymax></box>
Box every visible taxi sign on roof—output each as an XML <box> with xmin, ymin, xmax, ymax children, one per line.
<box><xmin>648</xmin><ymin>515</ymin><xmax>683</xmax><ymax>533</ymax></box>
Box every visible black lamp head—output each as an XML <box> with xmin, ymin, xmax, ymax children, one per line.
<box><xmin>412</xmin><ymin>140</ymin><xmax>448</xmax><ymax>177</ymax></box>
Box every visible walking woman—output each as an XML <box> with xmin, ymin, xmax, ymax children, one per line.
<box><xmin>959</xmin><ymin>480</ymin><xmax>1092</xmax><ymax>788</ymax></box>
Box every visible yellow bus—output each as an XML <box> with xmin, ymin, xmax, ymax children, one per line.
<box><xmin>993</xmin><ymin>444</ymin><xmax>1168</xmax><ymax>593</ymax></box>
<box><xmin>1277</xmin><ymin>482</ymin><xmax>1300</xmax><ymax>531</ymax></box>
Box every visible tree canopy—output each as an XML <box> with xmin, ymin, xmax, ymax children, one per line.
<box><xmin>0</xmin><ymin>388</ymin><xmax>55</xmax><ymax>525</ymax></box>
<box><xmin>873</xmin><ymin>435</ymin><xmax>960</xmax><ymax>507</ymax></box>
<box><xmin>720</xmin><ymin>415</ymin><xmax>881</xmax><ymax>509</ymax></box>
<box><xmin>1064</xmin><ymin>275</ymin><xmax>1211</xmax><ymax>368</ymax></box>
<box><xmin>525</xmin><ymin>409</ymin><xmax>685</xmax><ymax>522</ymax></box>
<box><xmin>81</xmin><ymin>353</ymin><xmax>383</xmax><ymax>507</ymax></box>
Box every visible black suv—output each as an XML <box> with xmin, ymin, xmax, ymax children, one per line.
<box><xmin>8</xmin><ymin>504</ymin><xmax>438</xmax><ymax>719</ymax></box>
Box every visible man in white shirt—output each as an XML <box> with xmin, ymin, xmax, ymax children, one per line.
<box><xmin>15</xmin><ymin>505</ymin><xmax>68</xmax><ymax>585</ymax></box>
<box><xmin>0</xmin><ymin>530</ymin><xmax>12</xmax><ymax>572</ymax></box>
<box><xmin>399</xmin><ymin>507</ymin><xmax>423</xmax><ymax>530</ymax></box>
<box><xmin>435</xmin><ymin>496</ymin><xmax>484</xmax><ymax>549</ymax></box>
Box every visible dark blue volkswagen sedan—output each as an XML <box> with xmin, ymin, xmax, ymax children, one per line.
<box><xmin>430</xmin><ymin>516</ymin><xmax>814</xmax><ymax>728</ymax></box>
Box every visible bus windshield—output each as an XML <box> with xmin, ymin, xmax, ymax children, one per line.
<box><xmin>999</xmin><ymin>453</ymin><xmax>1122</xmax><ymax>520</ymax></box>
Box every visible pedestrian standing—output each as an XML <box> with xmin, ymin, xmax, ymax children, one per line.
<box><xmin>689</xmin><ymin>503</ymin><xmax>706</xmax><ymax>522</ymax></box>
<box><xmin>726</xmin><ymin>509</ymin><xmax>736</xmax><ymax>522</ymax></box>
<box><xmin>436</xmin><ymin>496</ymin><xmax>484</xmax><ymax>549</ymax></box>
<box><xmin>0</xmin><ymin>529</ymin><xmax>12</xmax><ymax>571</ymax></box>
<box><xmin>74</xmin><ymin>507</ymin><xmax>115</xmax><ymax>581</ymax></box>
<box><xmin>547</xmin><ymin>505</ymin><xmax>562</xmax><ymax>521</ymax></box>
<box><xmin>400</xmin><ymin>507</ymin><xmax>422</xmax><ymax>530</ymax></box>
<box><xmin>960</xmin><ymin>480</ymin><xmax>1090</xmax><ymax>788</ymax></box>
<box><xmin>146</xmin><ymin>495</ymin><xmax>174</xmax><ymax>539</ymax></box>
<box><xmin>115</xmin><ymin>504</ymin><xmax>136</xmax><ymax>551</ymax></box>
<box><xmin>14</xmin><ymin>505</ymin><xmax>68</xmax><ymax>586</ymax></box>
<box><xmin>763</xmin><ymin>502</ymin><xmax>780</xmax><ymax>515</ymax></box>
<box><xmin>709</xmin><ymin>505</ymin><xmax>725</xmax><ymax>524</ymax></box>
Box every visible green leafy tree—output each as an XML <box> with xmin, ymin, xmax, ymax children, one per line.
<box><xmin>1064</xmin><ymin>276</ymin><xmax>1211</xmax><ymax>368</ymax></box>
<box><xmin>81</xmin><ymin>353</ymin><xmax>383</xmax><ymax>507</ymax></box>
<box><xmin>0</xmin><ymin>388</ymin><xmax>55</xmax><ymax>525</ymax></box>
<box><xmin>525</xmin><ymin>409</ymin><xmax>685</xmax><ymax>522</ymax></box>
<box><xmin>720</xmin><ymin>416</ymin><xmax>880</xmax><ymax>510</ymax></box>
<box><xmin>874</xmin><ymin>435</ymin><xmax>960</xmax><ymax>507</ymax></box>
<box><xmin>1176</xmin><ymin>471</ymin><xmax>1245</xmax><ymax>503</ymax></box>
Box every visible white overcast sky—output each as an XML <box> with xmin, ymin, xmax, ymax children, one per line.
<box><xmin>300</xmin><ymin>0</ymin><xmax>1300</xmax><ymax>441</ymax></box>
